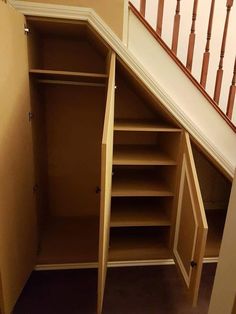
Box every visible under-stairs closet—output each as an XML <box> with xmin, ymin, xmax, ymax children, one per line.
<box><xmin>0</xmin><ymin>3</ymin><xmax>232</xmax><ymax>314</ymax></box>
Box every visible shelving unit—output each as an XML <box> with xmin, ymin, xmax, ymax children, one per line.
<box><xmin>114</xmin><ymin>119</ymin><xmax>181</xmax><ymax>132</ymax></box>
<box><xmin>107</xmin><ymin>63</ymin><xmax>182</xmax><ymax>268</ymax></box>
<box><xmin>113</xmin><ymin>145</ymin><xmax>177</xmax><ymax>165</ymax></box>
<box><xmin>111</xmin><ymin>198</ymin><xmax>171</xmax><ymax>227</ymax></box>
<box><xmin>109</xmin><ymin>227</ymin><xmax>171</xmax><ymax>262</ymax></box>
<box><xmin>112</xmin><ymin>168</ymin><xmax>174</xmax><ymax>197</ymax></box>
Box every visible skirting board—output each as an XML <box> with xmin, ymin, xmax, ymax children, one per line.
<box><xmin>35</xmin><ymin>257</ymin><xmax>218</xmax><ymax>271</ymax></box>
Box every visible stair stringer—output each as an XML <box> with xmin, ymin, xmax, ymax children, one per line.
<box><xmin>10</xmin><ymin>0</ymin><xmax>236</xmax><ymax>179</ymax></box>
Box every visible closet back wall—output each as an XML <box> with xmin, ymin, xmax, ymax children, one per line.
<box><xmin>42</xmin><ymin>84</ymin><xmax>106</xmax><ymax>217</ymax></box>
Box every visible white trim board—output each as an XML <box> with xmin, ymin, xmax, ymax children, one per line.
<box><xmin>35</xmin><ymin>258</ymin><xmax>218</xmax><ymax>271</ymax></box>
<box><xmin>8</xmin><ymin>0</ymin><xmax>236</xmax><ymax>179</ymax></box>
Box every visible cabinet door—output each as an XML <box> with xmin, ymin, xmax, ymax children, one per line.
<box><xmin>173</xmin><ymin>132</ymin><xmax>208</xmax><ymax>306</ymax></box>
<box><xmin>98</xmin><ymin>52</ymin><xmax>116</xmax><ymax>314</ymax></box>
<box><xmin>0</xmin><ymin>3</ymin><xmax>37</xmax><ymax>314</ymax></box>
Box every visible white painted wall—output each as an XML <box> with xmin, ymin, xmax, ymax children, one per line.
<box><xmin>127</xmin><ymin>10</ymin><xmax>236</xmax><ymax>177</ymax></box>
<box><xmin>131</xmin><ymin>0</ymin><xmax>236</xmax><ymax>123</ymax></box>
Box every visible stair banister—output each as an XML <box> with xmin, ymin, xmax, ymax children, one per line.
<box><xmin>171</xmin><ymin>0</ymin><xmax>181</xmax><ymax>55</ymax></box>
<box><xmin>226</xmin><ymin>57</ymin><xmax>236</xmax><ymax>119</ymax></box>
<box><xmin>214</xmin><ymin>0</ymin><xmax>234</xmax><ymax>104</ymax></box>
<box><xmin>200</xmin><ymin>0</ymin><xmax>215</xmax><ymax>88</ymax></box>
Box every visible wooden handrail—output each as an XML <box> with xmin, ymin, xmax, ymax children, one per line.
<box><xmin>186</xmin><ymin>0</ymin><xmax>199</xmax><ymax>72</ymax></box>
<box><xmin>156</xmin><ymin>0</ymin><xmax>165</xmax><ymax>36</ymax></box>
<box><xmin>129</xmin><ymin>2</ymin><xmax>236</xmax><ymax>132</ymax></box>
<box><xmin>226</xmin><ymin>57</ymin><xmax>236</xmax><ymax>119</ymax></box>
<box><xmin>172</xmin><ymin>0</ymin><xmax>181</xmax><ymax>54</ymax></box>
<box><xmin>200</xmin><ymin>0</ymin><xmax>215</xmax><ymax>88</ymax></box>
<box><xmin>214</xmin><ymin>0</ymin><xmax>234</xmax><ymax>104</ymax></box>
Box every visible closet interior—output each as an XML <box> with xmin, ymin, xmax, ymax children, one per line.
<box><xmin>192</xmin><ymin>145</ymin><xmax>231</xmax><ymax>259</ymax></box>
<box><xmin>25</xmin><ymin>16</ymin><xmax>232</xmax><ymax>270</ymax></box>
<box><xmin>27</xmin><ymin>17</ymin><xmax>110</xmax><ymax>267</ymax></box>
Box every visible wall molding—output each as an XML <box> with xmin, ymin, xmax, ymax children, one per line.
<box><xmin>8</xmin><ymin>0</ymin><xmax>235</xmax><ymax>178</ymax></box>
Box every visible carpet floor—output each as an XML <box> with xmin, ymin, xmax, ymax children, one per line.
<box><xmin>14</xmin><ymin>264</ymin><xmax>216</xmax><ymax>314</ymax></box>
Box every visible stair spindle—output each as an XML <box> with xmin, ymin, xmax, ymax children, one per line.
<box><xmin>140</xmin><ymin>0</ymin><xmax>146</xmax><ymax>16</ymax></box>
<box><xmin>200</xmin><ymin>0</ymin><xmax>215</xmax><ymax>88</ymax></box>
<box><xmin>226</xmin><ymin>57</ymin><xmax>236</xmax><ymax>119</ymax></box>
<box><xmin>214</xmin><ymin>0</ymin><xmax>234</xmax><ymax>104</ymax></box>
<box><xmin>172</xmin><ymin>0</ymin><xmax>181</xmax><ymax>54</ymax></box>
<box><xmin>186</xmin><ymin>0</ymin><xmax>199</xmax><ymax>72</ymax></box>
<box><xmin>156</xmin><ymin>0</ymin><xmax>165</xmax><ymax>36</ymax></box>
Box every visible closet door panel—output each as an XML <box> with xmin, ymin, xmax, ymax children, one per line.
<box><xmin>173</xmin><ymin>132</ymin><xmax>208</xmax><ymax>306</ymax></box>
<box><xmin>98</xmin><ymin>52</ymin><xmax>116</xmax><ymax>314</ymax></box>
<box><xmin>0</xmin><ymin>3</ymin><xmax>37</xmax><ymax>313</ymax></box>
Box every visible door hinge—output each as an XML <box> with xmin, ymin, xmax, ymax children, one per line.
<box><xmin>28</xmin><ymin>112</ymin><xmax>34</xmax><ymax>122</ymax></box>
<box><xmin>24</xmin><ymin>24</ymin><xmax>30</xmax><ymax>35</ymax></box>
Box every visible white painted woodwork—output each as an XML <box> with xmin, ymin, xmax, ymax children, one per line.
<box><xmin>173</xmin><ymin>133</ymin><xmax>208</xmax><ymax>306</ymax></box>
<box><xmin>0</xmin><ymin>3</ymin><xmax>37</xmax><ymax>314</ymax></box>
<box><xmin>97</xmin><ymin>52</ymin><xmax>116</xmax><ymax>314</ymax></box>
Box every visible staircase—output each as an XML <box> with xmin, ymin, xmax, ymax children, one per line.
<box><xmin>127</xmin><ymin>1</ymin><xmax>236</xmax><ymax>177</ymax></box>
<box><xmin>130</xmin><ymin>0</ymin><xmax>236</xmax><ymax>124</ymax></box>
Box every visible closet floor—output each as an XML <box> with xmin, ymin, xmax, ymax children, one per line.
<box><xmin>37</xmin><ymin>217</ymin><xmax>99</xmax><ymax>265</ymax></box>
<box><xmin>14</xmin><ymin>264</ymin><xmax>216</xmax><ymax>314</ymax></box>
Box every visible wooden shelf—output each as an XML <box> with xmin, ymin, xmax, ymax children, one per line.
<box><xmin>111</xmin><ymin>198</ymin><xmax>171</xmax><ymax>227</ymax></box>
<box><xmin>205</xmin><ymin>209</ymin><xmax>226</xmax><ymax>258</ymax></box>
<box><xmin>113</xmin><ymin>145</ymin><xmax>177</xmax><ymax>165</ymax></box>
<box><xmin>37</xmin><ymin>217</ymin><xmax>99</xmax><ymax>264</ymax></box>
<box><xmin>114</xmin><ymin>119</ymin><xmax>181</xmax><ymax>132</ymax></box>
<box><xmin>109</xmin><ymin>227</ymin><xmax>171</xmax><ymax>262</ymax></box>
<box><xmin>112</xmin><ymin>169</ymin><xmax>174</xmax><ymax>197</ymax></box>
<box><xmin>29</xmin><ymin>69</ymin><xmax>108</xmax><ymax>84</ymax></box>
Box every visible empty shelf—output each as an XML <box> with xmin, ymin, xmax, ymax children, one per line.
<box><xmin>37</xmin><ymin>217</ymin><xmax>99</xmax><ymax>265</ymax></box>
<box><xmin>114</xmin><ymin>119</ymin><xmax>181</xmax><ymax>132</ymax></box>
<box><xmin>112</xmin><ymin>169</ymin><xmax>174</xmax><ymax>197</ymax></box>
<box><xmin>205</xmin><ymin>209</ymin><xmax>226</xmax><ymax>258</ymax></box>
<box><xmin>29</xmin><ymin>69</ymin><xmax>108</xmax><ymax>84</ymax></box>
<box><xmin>113</xmin><ymin>145</ymin><xmax>177</xmax><ymax>165</ymax></box>
<box><xmin>109</xmin><ymin>227</ymin><xmax>171</xmax><ymax>262</ymax></box>
<box><xmin>111</xmin><ymin>198</ymin><xmax>171</xmax><ymax>227</ymax></box>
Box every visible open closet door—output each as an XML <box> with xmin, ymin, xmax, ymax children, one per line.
<box><xmin>173</xmin><ymin>132</ymin><xmax>208</xmax><ymax>306</ymax></box>
<box><xmin>0</xmin><ymin>3</ymin><xmax>37</xmax><ymax>314</ymax></box>
<box><xmin>97</xmin><ymin>52</ymin><xmax>116</xmax><ymax>314</ymax></box>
